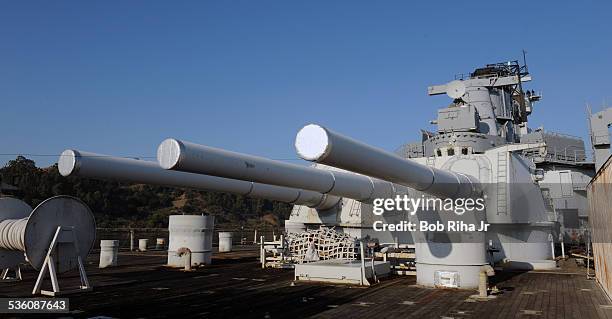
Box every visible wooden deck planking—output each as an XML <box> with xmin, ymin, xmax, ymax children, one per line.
<box><xmin>0</xmin><ymin>248</ymin><xmax>610</xmax><ymax>318</ymax></box>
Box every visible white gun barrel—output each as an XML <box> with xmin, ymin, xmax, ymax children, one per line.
<box><xmin>157</xmin><ymin>139</ymin><xmax>396</xmax><ymax>202</ymax></box>
<box><xmin>58</xmin><ymin>150</ymin><xmax>340</xmax><ymax>210</ymax></box>
<box><xmin>295</xmin><ymin>124</ymin><xmax>480</xmax><ymax>198</ymax></box>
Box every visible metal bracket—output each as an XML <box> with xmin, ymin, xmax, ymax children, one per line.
<box><xmin>32</xmin><ymin>226</ymin><xmax>92</xmax><ymax>296</ymax></box>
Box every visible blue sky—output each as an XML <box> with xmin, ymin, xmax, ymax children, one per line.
<box><xmin>1</xmin><ymin>1</ymin><xmax>611</xmax><ymax>167</ymax></box>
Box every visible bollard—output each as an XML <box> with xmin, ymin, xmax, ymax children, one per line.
<box><xmin>138</xmin><ymin>239</ymin><xmax>148</xmax><ymax>252</ymax></box>
<box><xmin>99</xmin><ymin>240</ymin><xmax>119</xmax><ymax>268</ymax></box>
<box><xmin>219</xmin><ymin>232</ymin><xmax>233</xmax><ymax>252</ymax></box>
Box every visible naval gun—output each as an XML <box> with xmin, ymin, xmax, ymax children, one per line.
<box><xmin>294</xmin><ymin>124</ymin><xmax>482</xmax><ymax>199</ymax></box>
<box><xmin>58</xmin><ymin>149</ymin><xmax>341</xmax><ymax>210</ymax></box>
<box><xmin>156</xmin><ymin>138</ymin><xmax>398</xmax><ymax>202</ymax></box>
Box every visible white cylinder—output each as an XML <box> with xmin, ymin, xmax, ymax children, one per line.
<box><xmin>99</xmin><ymin>240</ymin><xmax>119</xmax><ymax>268</ymax></box>
<box><xmin>218</xmin><ymin>232</ymin><xmax>233</xmax><ymax>252</ymax></box>
<box><xmin>138</xmin><ymin>239</ymin><xmax>148</xmax><ymax>251</ymax></box>
<box><xmin>167</xmin><ymin>215</ymin><xmax>215</xmax><ymax>267</ymax></box>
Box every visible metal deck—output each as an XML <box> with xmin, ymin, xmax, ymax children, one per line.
<box><xmin>1</xmin><ymin>246</ymin><xmax>611</xmax><ymax>318</ymax></box>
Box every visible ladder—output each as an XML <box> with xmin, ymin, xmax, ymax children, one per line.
<box><xmin>496</xmin><ymin>151</ymin><xmax>508</xmax><ymax>215</ymax></box>
<box><xmin>349</xmin><ymin>199</ymin><xmax>361</xmax><ymax>218</ymax></box>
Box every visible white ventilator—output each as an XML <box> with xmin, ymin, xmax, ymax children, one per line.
<box><xmin>0</xmin><ymin>196</ymin><xmax>96</xmax><ymax>295</ymax></box>
<box><xmin>0</xmin><ymin>196</ymin><xmax>95</xmax><ymax>273</ymax></box>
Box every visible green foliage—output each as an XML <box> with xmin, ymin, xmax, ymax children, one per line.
<box><xmin>0</xmin><ymin>156</ymin><xmax>292</xmax><ymax>228</ymax></box>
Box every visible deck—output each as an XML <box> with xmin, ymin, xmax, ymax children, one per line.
<box><xmin>1</xmin><ymin>246</ymin><xmax>611</xmax><ymax>318</ymax></box>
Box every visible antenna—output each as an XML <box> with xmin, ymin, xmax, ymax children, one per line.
<box><xmin>586</xmin><ymin>103</ymin><xmax>595</xmax><ymax>160</ymax></box>
<box><xmin>522</xmin><ymin>49</ymin><xmax>529</xmax><ymax>73</ymax></box>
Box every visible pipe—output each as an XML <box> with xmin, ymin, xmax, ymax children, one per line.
<box><xmin>59</xmin><ymin>149</ymin><xmax>340</xmax><ymax>210</ymax></box>
<box><xmin>479</xmin><ymin>265</ymin><xmax>495</xmax><ymax>297</ymax></box>
<box><xmin>561</xmin><ymin>240</ymin><xmax>565</xmax><ymax>259</ymax></box>
<box><xmin>156</xmin><ymin>139</ymin><xmax>396</xmax><ymax>202</ymax></box>
<box><xmin>177</xmin><ymin>247</ymin><xmax>192</xmax><ymax>271</ymax></box>
<box><xmin>295</xmin><ymin>124</ymin><xmax>481</xmax><ymax>199</ymax></box>
<box><xmin>550</xmin><ymin>240</ymin><xmax>555</xmax><ymax>259</ymax></box>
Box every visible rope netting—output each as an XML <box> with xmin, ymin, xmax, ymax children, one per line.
<box><xmin>286</xmin><ymin>227</ymin><xmax>356</xmax><ymax>263</ymax></box>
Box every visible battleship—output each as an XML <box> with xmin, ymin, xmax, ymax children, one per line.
<box><xmin>1</xmin><ymin>59</ymin><xmax>612</xmax><ymax>318</ymax></box>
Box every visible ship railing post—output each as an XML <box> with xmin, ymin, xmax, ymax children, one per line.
<box><xmin>359</xmin><ymin>242</ymin><xmax>367</xmax><ymax>286</ymax></box>
<box><xmin>260</xmin><ymin>236</ymin><xmax>265</xmax><ymax>269</ymax></box>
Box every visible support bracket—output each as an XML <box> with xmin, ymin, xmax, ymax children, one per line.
<box><xmin>32</xmin><ymin>226</ymin><xmax>92</xmax><ymax>296</ymax></box>
<box><xmin>1</xmin><ymin>265</ymin><xmax>22</xmax><ymax>282</ymax></box>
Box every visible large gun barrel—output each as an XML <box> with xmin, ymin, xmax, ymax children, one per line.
<box><xmin>58</xmin><ymin>149</ymin><xmax>340</xmax><ymax>210</ymax></box>
<box><xmin>295</xmin><ymin>124</ymin><xmax>480</xmax><ymax>198</ymax></box>
<box><xmin>157</xmin><ymin>139</ymin><xmax>396</xmax><ymax>202</ymax></box>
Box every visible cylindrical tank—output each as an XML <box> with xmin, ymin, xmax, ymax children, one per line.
<box><xmin>284</xmin><ymin>220</ymin><xmax>306</xmax><ymax>234</ymax></box>
<box><xmin>218</xmin><ymin>232</ymin><xmax>233</xmax><ymax>252</ymax></box>
<box><xmin>58</xmin><ymin>149</ymin><xmax>340</xmax><ymax>210</ymax></box>
<box><xmin>99</xmin><ymin>240</ymin><xmax>119</xmax><ymax>268</ymax></box>
<box><xmin>138</xmin><ymin>239</ymin><xmax>148</xmax><ymax>251</ymax></box>
<box><xmin>167</xmin><ymin>215</ymin><xmax>215</xmax><ymax>267</ymax></box>
<box><xmin>157</xmin><ymin>139</ymin><xmax>396</xmax><ymax>202</ymax></box>
<box><xmin>294</xmin><ymin>124</ymin><xmax>481</xmax><ymax>199</ymax></box>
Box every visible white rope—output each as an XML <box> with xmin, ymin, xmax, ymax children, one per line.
<box><xmin>0</xmin><ymin>218</ymin><xmax>27</xmax><ymax>251</ymax></box>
